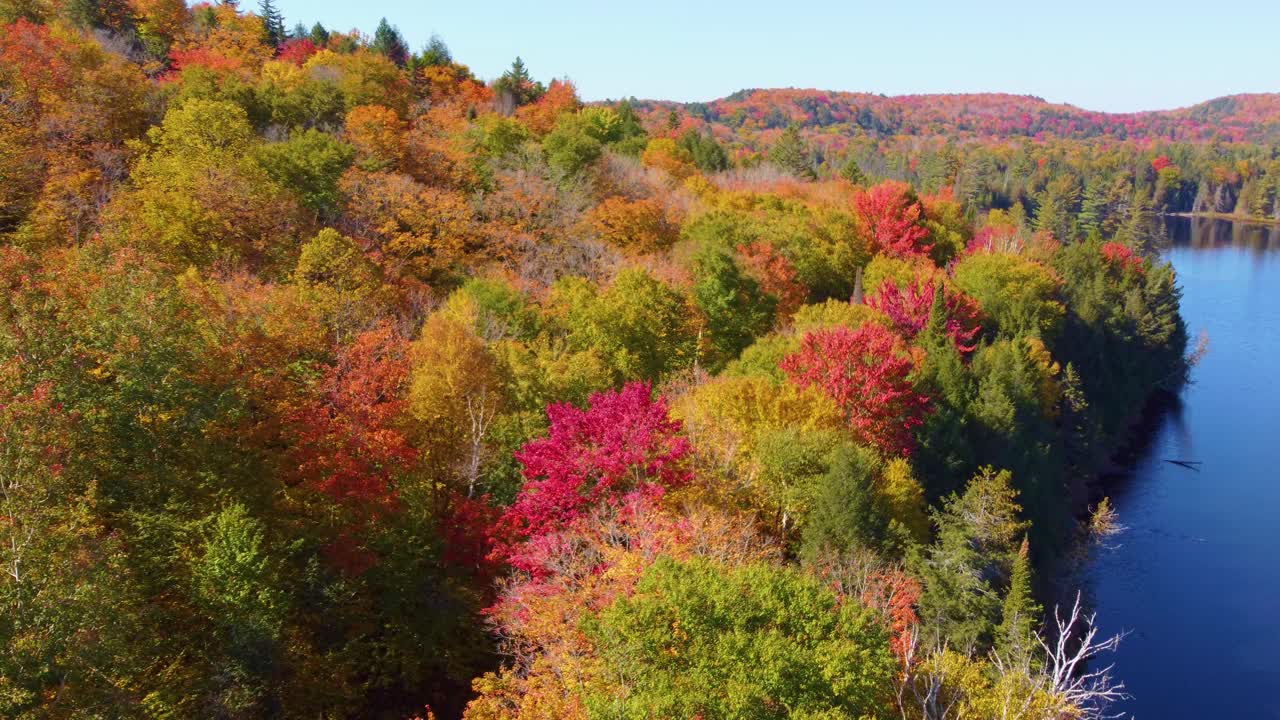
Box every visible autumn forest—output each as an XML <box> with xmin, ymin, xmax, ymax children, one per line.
<box><xmin>2</xmin><ymin>1</ymin><xmax>1263</xmax><ymax>718</ymax></box>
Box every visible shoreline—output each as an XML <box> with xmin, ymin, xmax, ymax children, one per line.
<box><xmin>1164</xmin><ymin>211</ymin><xmax>1280</xmax><ymax>226</ymax></box>
<box><xmin>1045</xmin><ymin>386</ymin><xmax>1183</xmax><ymax>608</ymax></box>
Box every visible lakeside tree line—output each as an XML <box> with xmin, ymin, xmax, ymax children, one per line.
<box><xmin>0</xmin><ymin>3</ymin><xmax>1203</xmax><ymax>718</ymax></box>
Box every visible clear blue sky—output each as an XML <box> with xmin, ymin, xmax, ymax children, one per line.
<box><xmin>268</xmin><ymin>0</ymin><xmax>1280</xmax><ymax>112</ymax></box>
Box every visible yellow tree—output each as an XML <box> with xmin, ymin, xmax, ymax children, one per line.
<box><xmin>407</xmin><ymin>312</ymin><xmax>505</xmax><ymax>498</ymax></box>
<box><xmin>293</xmin><ymin>228</ymin><xmax>387</xmax><ymax>343</ymax></box>
<box><xmin>339</xmin><ymin>169</ymin><xmax>482</xmax><ymax>281</ymax></box>
<box><xmin>344</xmin><ymin>104</ymin><xmax>405</xmax><ymax>172</ymax></box>
<box><xmin>583</xmin><ymin>196</ymin><xmax>679</xmax><ymax>254</ymax></box>
<box><xmin>105</xmin><ymin>99</ymin><xmax>302</xmax><ymax>268</ymax></box>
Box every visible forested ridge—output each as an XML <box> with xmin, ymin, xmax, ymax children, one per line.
<box><xmin>0</xmin><ymin>3</ymin><xmax>1205</xmax><ymax>719</ymax></box>
<box><xmin>637</xmin><ymin>89</ymin><xmax>1280</xmax><ymax>222</ymax></box>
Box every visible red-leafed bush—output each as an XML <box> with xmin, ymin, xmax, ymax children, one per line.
<box><xmin>277</xmin><ymin>38</ymin><xmax>318</xmax><ymax>65</ymax></box>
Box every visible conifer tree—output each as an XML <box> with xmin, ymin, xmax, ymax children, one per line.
<box><xmin>801</xmin><ymin>445</ymin><xmax>890</xmax><ymax>560</ymax></box>
<box><xmin>918</xmin><ymin>467</ymin><xmax>1028</xmax><ymax>652</ymax></box>
<box><xmin>1059</xmin><ymin>362</ymin><xmax>1096</xmax><ymax>475</ymax></box>
<box><xmin>996</xmin><ymin>536</ymin><xmax>1042</xmax><ymax>665</ymax></box>
<box><xmin>769</xmin><ymin>124</ymin><xmax>816</xmax><ymax>180</ymax></box>
<box><xmin>1118</xmin><ymin>186</ymin><xmax>1154</xmax><ymax>250</ymax></box>
<box><xmin>308</xmin><ymin>22</ymin><xmax>330</xmax><ymax>47</ymax></box>
<box><xmin>912</xmin><ymin>285</ymin><xmax>977</xmax><ymax>499</ymax></box>
<box><xmin>1078</xmin><ymin>180</ymin><xmax>1107</xmax><ymax>238</ymax></box>
<box><xmin>372</xmin><ymin>17</ymin><xmax>408</xmax><ymax>66</ymax></box>
<box><xmin>258</xmin><ymin>0</ymin><xmax>285</xmax><ymax>46</ymax></box>
<box><xmin>840</xmin><ymin>154</ymin><xmax>867</xmax><ymax>185</ymax></box>
<box><xmin>494</xmin><ymin>57</ymin><xmax>544</xmax><ymax>109</ymax></box>
<box><xmin>418</xmin><ymin>34</ymin><xmax>452</xmax><ymax>67</ymax></box>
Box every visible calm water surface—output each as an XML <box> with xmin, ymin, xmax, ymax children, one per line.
<box><xmin>1086</xmin><ymin>217</ymin><xmax>1280</xmax><ymax>718</ymax></box>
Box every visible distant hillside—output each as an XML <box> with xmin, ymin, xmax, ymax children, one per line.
<box><xmin>630</xmin><ymin>89</ymin><xmax>1280</xmax><ymax>145</ymax></box>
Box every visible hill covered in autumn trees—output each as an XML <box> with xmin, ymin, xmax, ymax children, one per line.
<box><xmin>633</xmin><ymin>88</ymin><xmax>1280</xmax><ymax>145</ymax></box>
<box><xmin>0</xmin><ymin>3</ymin><xmax>1215</xmax><ymax>719</ymax></box>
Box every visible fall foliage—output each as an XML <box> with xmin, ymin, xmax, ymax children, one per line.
<box><xmin>0</xmin><ymin>7</ymin><xmax>1201</xmax><ymax>719</ymax></box>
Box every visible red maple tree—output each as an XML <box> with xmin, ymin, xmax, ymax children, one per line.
<box><xmin>853</xmin><ymin>181</ymin><xmax>932</xmax><ymax>258</ymax></box>
<box><xmin>494</xmin><ymin>381</ymin><xmax>691</xmax><ymax>572</ymax></box>
<box><xmin>1100</xmin><ymin>241</ymin><xmax>1146</xmax><ymax>276</ymax></box>
<box><xmin>866</xmin><ymin>278</ymin><xmax>982</xmax><ymax>353</ymax></box>
<box><xmin>736</xmin><ymin>240</ymin><xmax>807</xmax><ymax>319</ymax></box>
<box><xmin>781</xmin><ymin>324</ymin><xmax>929</xmax><ymax>456</ymax></box>
<box><xmin>860</xmin><ymin>569</ymin><xmax>922</xmax><ymax>666</ymax></box>
<box><xmin>289</xmin><ymin>323</ymin><xmax>415</xmax><ymax>520</ymax></box>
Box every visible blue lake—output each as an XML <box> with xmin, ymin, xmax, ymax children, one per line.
<box><xmin>1086</xmin><ymin>217</ymin><xmax>1280</xmax><ymax>718</ymax></box>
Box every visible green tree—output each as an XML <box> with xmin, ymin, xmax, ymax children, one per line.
<box><xmin>768</xmin><ymin>124</ymin><xmax>816</xmax><ymax>180</ymax></box>
<box><xmin>257</xmin><ymin>0</ymin><xmax>285</xmax><ymax>46</ymax></box>
<box><xmin>294</xmin><ymin>228</ymin><xmax>385</xmax><ymax>340</ymax></box>
<box><xmin>609</xmin><ymin>100</ymin><xmax>649</xmax><ymax>155</ymax></box>
<box><xmin>918</xmin><ymin>467</ymin><xmax>1029</xmax><ymax>652</ymax></box>
<box><xmin>307</xmin><ymin>21</ymin><xmax>330</xmax><ymax>46</ymax></box>
<box><xmin>692</xmin><ymin>245</ymin><xmax>776</xmax><ymax>372</ymax></box>
<box><xmin>678</xmin><ymin>129</ymin><xmax>729</xmax><ymax>173</ymax></box>
<box><xmin>801</xmin><ymin>444</ymin><xmax>892</xmax><ymax>560</ymax></box>
<box><xmin>995</xmin><ymin>536</ymin><xmax>1041</xmax><ymax>665</ymax></box>
<box><xmin>371</xmin><ymin>17</ymin><xmax>408</xmax><ymax>65</ymax></box>
<box><xmin>192</xmin><ymin>503</ymin><xmax>287</xmax><ymax>713</ymax></box>
<box><xmin>953</xmin><ymin>252</ymin><xmax>1065</xmax><ymax>343</ymax></box>
<box><xmin>550</xmin><ymin>269</ymin><xmax>696</xmax><ymax>383</ymax></box>
<box><xmin>585</xmin><ymin>556</ymin><xmax>897</xmax><ymax>720</ymax></box>
<box><xmin>494</xmin><ymin>56</ymin><xmax>544</xmax><ymax>108</ymax></box>
<box><xmin>109</xmin><ymin>99</ymin><xmax>302</xmax><ymax>267</ymax></box>
<box><xmin>1033</xmin><ymin>175</ymin><xmax>1080</xmax><ymax>241</ymax></box>
<box><xmin>255</xmin><ymin>129</ymin><xmax>355</xmax><ymax>216</ymax></box>
<box><xmin>543</xmin><ymin>112</ymin><xmax>603</xmax><ymax>178</ymax></box>
<box><xmin>912</xmin><ymin>286</ymin><xmax>977</xmax><ymax>500</ymax></box>
<box><xmin>417</xmin><ymin>34</ymin><xmax>452</xmax><ymax>67</ymax></box>
<box><xmin>839</xmin><ymin>154</ymin><xmax>867</xmax><ymax>184</ymax></box>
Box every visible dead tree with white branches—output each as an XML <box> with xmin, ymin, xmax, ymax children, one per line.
<box><xmin>1037</xmin><ymin>591</ymin><xmax>1130</xmax><ymax>718</ymax></box>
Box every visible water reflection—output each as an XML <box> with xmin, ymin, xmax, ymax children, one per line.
<box><xmin>1086</xmin><ymin>217</ymin><xmax>1280</xmax><ymax>719</ymax></box>
<box><xmin>1160</xmin><ymin>214</ymin><xmax>1280</xmax><ymax>251</ymax></box>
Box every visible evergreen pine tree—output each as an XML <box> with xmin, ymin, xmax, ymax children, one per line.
<box><xmin>258</xmin><ymin>0</ymin><xmax>285</xmax><ymax>46</ymax></box>
<box><xmin>839</xmin><ymin>155</ymin><xmax>867</xmax><ymax>185</ymax></box>
<box><xmin>995</xmin><ymin>536</ymin><xmax>1041</xmax><ymax>665</ymax></box>
<box><xmin>768</xmin><ymin>124</ymin><xmax>816</xmax><ymax>181</ymax></box>
<box><xmin>1078</xmin><ymin>180</ymin><xmax>1107</xmax><ymax>238</ymax></box>
<box><xmin>678</xmin><ymin>130</ymin><xmax>729</xmax><ymax>173</ymax></box>
<box><xmin>1118</xmin><ymin>186</ymin><xmax>1154</xmax><ymax>250</ymax></box>
<box><xmin>912</xmin><ymin>285</ymin><xmax>977</xmax><ymax>500</ymax></box>
<box><xmin>308</xmin><ymin>22</ymin><xmax>330</xmax><ymax>47</ymax></box>
<box><xmin>917</xmin><ymin>468</ymin><xmax>1028</xmax><ymax>653</ymax></box>
<box><xmin>494</xmin><ymin>57</ymin><xmax>544</xmax><ymax>109</ymax></box>
<box><xmin>418</xmin><ymin>34</ymin><xmax>452</xmax><ymax>67</ymax></box>
<box><xmin>1034</xmin><ymin>188</ymin><xmax>1067</xmax><ymax>240</ymax></box>
<box><xmin>372</xmin><ymin>17</ymin><xmax>408</xmax><ymax>66</ymax></box>
<box><xmin>801</xmin><ymin>445</ymin><xmax>890</xmax><ymax>561</ymax></box>
<box><xmin>1059</xmin><ymin>362</ymin><xmax>1096</xmax><ymax>475</ymax></box>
